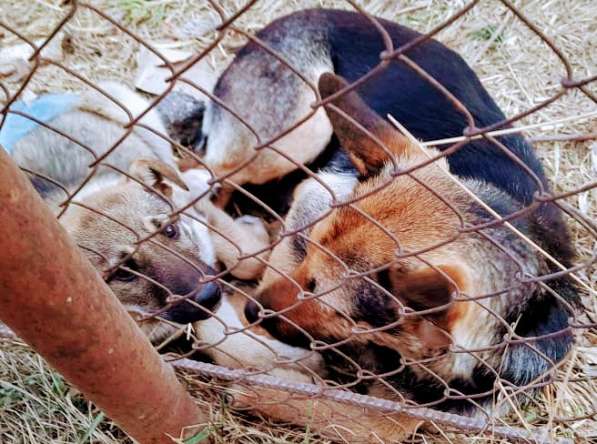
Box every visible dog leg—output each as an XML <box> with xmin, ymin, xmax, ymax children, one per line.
<box><xmin>180</xmin><ymin>168</ymin><xmax>270</xmax><ymax>280</ymax></box>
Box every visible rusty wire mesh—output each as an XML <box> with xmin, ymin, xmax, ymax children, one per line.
<box><xmin>0</xmin><ymin>0</ymin><xmax>595</xmax><ymax>443</ymax></box>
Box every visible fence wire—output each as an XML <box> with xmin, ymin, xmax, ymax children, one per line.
<box><xmin>0</xmin><ymin>0</ymin><xmax>595</xmax><ymax>443</ymax></box>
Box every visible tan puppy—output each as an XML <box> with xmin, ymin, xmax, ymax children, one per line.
<box><xmin>58</xmin><ymin>161</ymin><xmax>222</xmax><ymax>342</ymax></box>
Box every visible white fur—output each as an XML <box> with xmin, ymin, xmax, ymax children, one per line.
<box><xmin>80</xmin><ymin>81</ymin><xmax>175</xmax><ymax>169</ymax></box>
<box><xmin>196</xmin><ymin>298</ymin><xmax>322</xmax><ymax>379</ymax></box>
<box><xmin>174</xmin><ymin>169</ymin><xmax>217</xmax><ymax>266</ymax></box>
<box><xmin>70</xmin><ymin>175</ymin><xmax>121</xmax><ymax>202</ymax></box>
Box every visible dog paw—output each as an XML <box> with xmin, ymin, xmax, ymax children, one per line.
<box><xmin>236</xmin><ymin>215</ymin><xmax>269</xmax><ymax>241</ymax></box>
<box><xmin>180</xmin><ymin>169</ymin><xmax>222</xmax><ymax>213</ymax></box>
<box><xmin>181</xmin><ymin>168</ymin><xmax>212</xmax><ymax>194</ymax></box>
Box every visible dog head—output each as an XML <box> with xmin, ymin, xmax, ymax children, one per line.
<box><xmin>61</xmin><ymin>159</ymin><xmax>221</xmax><ymax>343</ymax></box>
<box><xmin>248</xmin><ymin>74</ymin><xmax>541</xmax><ymax>382</ymax></box>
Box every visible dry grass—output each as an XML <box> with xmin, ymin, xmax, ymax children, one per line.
<box><xmin>0</xmin><ymin>0</ymin><xmax>595</xmax><ymax>443</ymax></box>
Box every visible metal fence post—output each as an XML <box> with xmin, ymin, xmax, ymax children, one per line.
<box><xmin>0</xmin><ymin>148</ymin><xmax>208</xmax><ymax>444</ymax></box>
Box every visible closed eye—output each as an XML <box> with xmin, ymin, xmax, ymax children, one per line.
<box><xmin>291</xmin><ymin>235</ymin><xmax>308</xmax><ymax>261</ymax></box>
<box><xmin>109</xmin><ymin>258</ymin><xmax>139</xmax><ymax>282</ymax></box>
<box><xmin>305</xmin><ymin>278</ymin><xmax>316</xmax><ymax>293</ymax></box>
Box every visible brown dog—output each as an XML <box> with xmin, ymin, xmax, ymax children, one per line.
<box><xmin>245</xmin><ymin>74</ymin><xmax>577</xmax><ymax>421</ymax></box>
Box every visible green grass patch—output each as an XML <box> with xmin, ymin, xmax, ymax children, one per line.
<box><xmin>112</xmin><ymin>0</ymin><xmax>170</xmax><ymax>25</ymax></box>
<box><xmin>470</xmin><ymin>24</ymin><xmax>505</xmax><ymax>43</ymax></box>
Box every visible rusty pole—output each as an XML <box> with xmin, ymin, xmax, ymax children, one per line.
<box><xmin>0</xmin><ymin>148</ymin><xmax>208</xmax><ymax>444</ymax></box>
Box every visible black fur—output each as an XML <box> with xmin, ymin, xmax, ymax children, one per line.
<box><xmin>310</xmin><ymin>10</ymin><xmax>571</xmax><ymax>261</ymax></box>
<box><xmin>354</xmin><ymin>274</ymin><xmax>399</xmax><ymax>329</ymax></box>
<box><xmin>226</xmin><ymin>9</ymin><xmax>573</xmax><ymax>264</ymax></box>
<box><xmin>215</xmin><ymin>9</ymin><xmax>579</xmax><ymax>414</ymax></box>
<box><xmin>324</xmin><ymin>12</ymin><xmax>541</xmax><ymax>194</ymax></box>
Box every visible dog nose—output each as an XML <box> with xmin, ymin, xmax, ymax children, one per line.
<box><xmin>194</xmin><ymin>281</ymin><xmax>221</xmax><ymax>314</ymax></box>
<box><xmin>163</xmin><ymin>281</ymin><xmax>221</xmax><ymax>324</ymax></box>
<box><xmin>244</xmin><ymin>300</ymin><xmax>260</xmax><ymax>324</ymax></box>
<box><xmin>244</xmin><ymin>298</ymin><xmax>311</xmax><ymax>349</ymax></box>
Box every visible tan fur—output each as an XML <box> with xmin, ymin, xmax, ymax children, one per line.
<box><xmin>205</xmin><ymin>97</ymin><xmax>333</xmax><ymax>188</ymax></box>
<box><xmin>59</xmin><ymin>163</ymin><xmax>219</xmax><ymax>343</ymax></box>
<box><xmin>254</xmin><ymin>74</ymin><xmax>543</xmax><ymax>417</ymax></box>
<box><xmin>201</xmin><ymin>28</ymin><xmax>334</xmax><ymax>188</ymax></box>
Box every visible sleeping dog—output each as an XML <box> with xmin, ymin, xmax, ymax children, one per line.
<box><xmin>192</xmin><ymin>7</ymin><xmax>578</xmax><ymax>426</ymax></box>
<box><xmin>248</xmin><ymin>74</ymin><xmax>579</xmax><ymax>416</ymax></box>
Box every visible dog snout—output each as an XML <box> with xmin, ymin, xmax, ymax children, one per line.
<box><xmin>163</xmin><ymin>281</ymin><xmax>221</xmax><ymax>324</ymax></box>
<box><xmin>194</xmin><ymin>281</ymin><xmax>221</xmax><ymax>314</ymax></box>
<box><xmin>245</xmin><ymin>292</ymin><xmax>312</xmax><ymax>349</ymax></box>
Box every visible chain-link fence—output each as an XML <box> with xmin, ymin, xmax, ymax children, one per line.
<box><xmin>1</xmin><ymin>1</ymin><xmax>595</xmax><ymax>443</ymax></box>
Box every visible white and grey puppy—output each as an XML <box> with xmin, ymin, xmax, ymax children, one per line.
<box><xmin>1</xmin><ymin>83</ymin><xmax>320</xmax><ymax>376</ymax></box>
<box><xmin>2</xmin><ymin>83</ymin><xmax>221</xmax><ymax>341</ymax></box>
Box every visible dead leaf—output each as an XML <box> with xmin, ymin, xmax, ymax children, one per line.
<box><xmin>134</xmin><ymin>43</ymin><xmax>218</xmax><ymax>101</ymax></box>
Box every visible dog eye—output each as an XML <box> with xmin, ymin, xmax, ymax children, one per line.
<box><xmin>305</xmin><ymin>278</ymin><xmax>316</xmax><ymax>293</ymax></box>
<box><xmin>162</xmin><ymin>224</ymin><xmax>178</xmax><ymax>239</ymax></box>
<box><xmin>110</xmin><ymin>259</ymin><xmax>138</xmax><ymax>282</ymax></box>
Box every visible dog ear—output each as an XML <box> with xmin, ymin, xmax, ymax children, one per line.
<box><xmin>128</xmin><ymin>159</ymin><xmax>189</xmax><ymax>197</ymax></box>
<box><xmin>385</xmin><ymin>264</ymin><xmax>464</xmax><ymax>347</ymax></box>
<box><xmin>388</xmin><ymin>265</ymin><xmax>461</xmax><ymax>312</ymax></box>
<box><xmin>318</xmin><ymin>73</ymin><xmax>416</xmax><ymax>176</ymax></box>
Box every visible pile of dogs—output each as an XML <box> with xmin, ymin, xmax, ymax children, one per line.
<box><xmin>2</xmin><ymin>9</ymin><xmax>579</xmax><ymax>442</ymax></box>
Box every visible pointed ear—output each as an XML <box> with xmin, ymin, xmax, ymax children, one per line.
<box><xmin>385</xmin><ymin>264</ymin><xmax>465</xmax><ymax>348</ymax></box>
<box><xmin>318</xmin><ymin>73</ymin><xmax>414</xmax><ymax>176</ymax></box>
<box><xmin>128</xmin><ymin>159</ymin><xmax>189</xmax><ymax>197</ymax></box>
<box><xmin>387</xmin><ymin>264</ymin><xmax>463</xmax><ymax>315</ymax></box>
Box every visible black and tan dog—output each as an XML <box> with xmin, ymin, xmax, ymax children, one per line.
<box><xmin>192</xmin><ymin>8</ymin><xmax>579</xmax><ymax>428</ymax></box>
<box><xmin>249</xmin><ymin>73</ymin><xmax>578</xmax><ymax>415</ymax></box>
